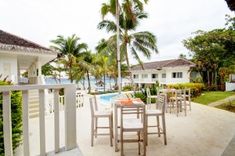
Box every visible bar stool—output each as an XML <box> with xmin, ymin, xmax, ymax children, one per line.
<box><xmin>145</xmin><ymin>93</ymin><xmax>167</xmax><ymax>145</ymax></box>
<box><xmin>120</xmin><ymin>103</ymin><xmax>146</xmax><ymax>156</ymax></box>
<box><xmin>89</xmin><ymin>97</ymin><xmax>113</xmax><ymax>146</ymax></box>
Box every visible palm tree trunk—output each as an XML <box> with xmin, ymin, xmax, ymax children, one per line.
<box><xmin>116</xmin><ymin>0</ymin><xmax>121</xmax><ymax>93</ymax></box>
<box><xmin>207</xmin><ymin>71</ymin><xmax>210</xmax><ymax>87</ymax></box>
<box><xmin>103</xmin><ymin>73</ymin><xmax>106</xmax><ymax>92</ymax></box>
<box><xmin>124</xmin><ymin>42</ymin><xmax>134</xmax><ymax>87</ymax></box>
<box><xmin>87</xmin><ymin>70</ymin><xmax>91</xmax><ymax>93</ymax></box>
<box><xmin>82</xmin><ymin>77</ymin><xmax>85</xmax><ymax>90</ymax></box>
<box><xmin>109</xmin><ymin>76</ymin><xmax>112</xmax><ymax>90</ymax></box>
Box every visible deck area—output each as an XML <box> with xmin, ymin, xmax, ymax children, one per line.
<box><xmin>16</xmin><ymin>96</ymin><xmax>235</xmax><ymax>156</ymax></box>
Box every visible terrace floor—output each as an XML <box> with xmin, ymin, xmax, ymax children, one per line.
<box><xmin>16</xmin><ymin>95</ymin><xmax>235</xmax><ymax>156</ymax></box>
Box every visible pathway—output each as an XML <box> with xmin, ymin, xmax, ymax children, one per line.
<box><xmin>208</xmin><ymin>95</ymin><xmax>235</xmax><ymax>107</ymax></box>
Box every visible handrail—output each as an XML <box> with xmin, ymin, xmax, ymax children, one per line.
<box><xmin>0</xmin><ymin>84</ymin><xmax>75</xmax><ymax>92</ymax></box>
<box><xmin>0</xmin><ymin>84</ymin><xmax>77</xmax><ymax>156</ymax></box>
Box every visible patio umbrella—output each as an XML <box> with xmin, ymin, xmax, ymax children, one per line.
<box><xmin>116</xmin><ymin>0</ymin><xmax>122</xmax><ymax>94</ymax></box>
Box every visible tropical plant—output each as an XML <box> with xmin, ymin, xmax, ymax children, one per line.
<box><xmin>183</xmin><ymin>15</ymin><xmax>235</xmax><ymax>88</ymax></box>
<box><xmin>92</xmin><ymin>53</ymin><xmax>109</xmax><ymax>92</ymax></box>
<box><xmin>98</xmin><ymin>0</ymin><xmax>157</xmax><ymax>85</ymax></box>
<box><xmin>51</xmin><ymin>34</ymin><xmax>88</xmax><ymax>83</ymax></box>
<box><xmin>77</xmin><ymin>51</ymin><xmax>94</xmax><ymax>93</ymax></box>
<box><xmin>0</xmin><ymin>81</ymin><xmax>22</xmax><ymax>155</ymax></box>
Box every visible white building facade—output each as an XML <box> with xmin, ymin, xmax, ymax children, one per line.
<box><xmin>131</xmin><ymin>58</ymin><xmax>195</xmax><ymax>86</ymax></box>
<box><xmin>0</xmin><ymin>30</ymin><xmax>58</xmax><ymax>84</ymax></box>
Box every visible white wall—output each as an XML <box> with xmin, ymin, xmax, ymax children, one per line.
<box><xmin>0</xmin><ymin>54</ymin><xmax>18</xmax><ymax>83</ymax></box>
<box><xmin>226</xmin><ymin>82</ymin><xmax>235</xmax><ymax>91</ymax></box>
<box><xmin>131</xmin><ymin>66</ymin><xmax>191</xmax><ymax>85</ymax></box>
<box><xmin>164</xmin><ymin>67</ymin><xmax>190</xmax><ymax>84</ymax></box>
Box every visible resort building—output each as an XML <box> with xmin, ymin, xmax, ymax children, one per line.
<box><xmin>0</xmin><ymin>30</ymin><xmax>58</xmax><ymax>84</ymax></box>
<box><xmin>131</xmin><ymin>58</ymin><xmax>195</xmax><ymax>86</ymax></box>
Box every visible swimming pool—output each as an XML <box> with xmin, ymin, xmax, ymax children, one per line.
<box><xmin>98</xmin><ymin>92</ymin><xmax>133</xmax><ymax>104</ymax></box>
<box><xmin>99</xmin><ymin>93</ymin><xmax>119</xmax><ymax>104</ymax></box>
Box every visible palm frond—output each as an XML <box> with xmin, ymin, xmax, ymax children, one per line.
<box><xmin>97</xmin><ymin>20</ymin><xmax>117</xmax><ymax>33</ymax></box>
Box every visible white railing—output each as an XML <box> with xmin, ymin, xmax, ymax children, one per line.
<box><xmin>0</xmin><ymin>84</ymin><xmax>77</xmax><ymax>156</ymax></box>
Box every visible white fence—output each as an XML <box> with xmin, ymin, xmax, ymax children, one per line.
<box><xmin>0</xmin><ymin>84</ymin><xmax>77</xmax><ymax>156</ymax></box>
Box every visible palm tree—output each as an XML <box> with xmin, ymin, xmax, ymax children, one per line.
<box><xmin>98</xmin><ymin>0</ymin><xmax>157</xmax><ymax>84</ymax></box>
<box><xmin>51</xmin><ymin>35</ymin><xmax>88</xmax><ymax>83</ymax></box>
<box><xmin>92</xmin><ymin>53</ymin><xmax>109</xmax><ymax>92</ymax></box>
<box><xmin>77</xmin><ymin>51</ymin><xmax>94</xmax><ymax>93</ymax></box>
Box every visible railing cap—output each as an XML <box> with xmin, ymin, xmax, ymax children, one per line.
<box><xmin>0</xmin><ymin>84</ymin><xmax>76</xmax><ymax>92</ymax></box>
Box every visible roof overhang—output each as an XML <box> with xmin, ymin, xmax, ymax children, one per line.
<box><xmin>0</xmin><ymin>48</ymin><xmax>57</xmax><ymax>70</ymax></box>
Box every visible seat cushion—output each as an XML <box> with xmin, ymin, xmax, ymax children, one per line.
<box><xmin>123</xmin><ymin>118</ymin><xmax>143</xmax><ymax>130</ymax></box>
<box><xmin>146</xmin><ymin>109</ymin><xmax>161</xmax><ymax>115</ymax></box>
<box><xmin>94</xmin><ymin>110</ymin><xmax>112</xmax><ymax>117</ymax></box>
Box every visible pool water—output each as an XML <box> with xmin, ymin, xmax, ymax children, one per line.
<box><xmin>99</xmin><ymin>93</ymin><xmax>119</xmax><ymax>104</ymax></box>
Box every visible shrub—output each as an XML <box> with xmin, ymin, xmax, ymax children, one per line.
<box><xmin>205</xmin><ymin>84</ymin><xmax>217</xmax><ymax>91</ymax></box>
<box><xmin>122</xmin><ymin>85</ymin><xmax>133</xmax><ymax>91</ymax></box>
<box><xmin>167</xmin><ymin>83</ymin><xmax>204</xmax><ymax>97</ymax></box>
<box><xmin>0</xmin><ymin>81</ymin><xmax>22</xmax><ymax>155</ymax></box>
<box><xmin>134</xmin><ymin>91</ymin><xmax>146</xmax><ymax>103</ymax></box>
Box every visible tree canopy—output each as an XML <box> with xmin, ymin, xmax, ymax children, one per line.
<box><xmin>183</xmin><ymin>15</ymin><xmax>235</xmax><ymax>88</ymax></box>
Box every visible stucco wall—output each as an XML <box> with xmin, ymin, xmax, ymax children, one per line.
<box><xmin>0</xmin><ymin>54</ymin><xmax>18</xmax><ymax>83</ymax></box>
<box><xmin>131</xmin><ymin>66</ymin><xmax>190</xmax><ymax>85</ymax></box>
<box><xmin>165</xmin><ymin>67</ymin><xmax>190</xmax><ymax>84</ymax></box>
<box><xmin>226</xmin><ymin>82</ymin><xmax>235</xmax><ymax>91</ymax></box>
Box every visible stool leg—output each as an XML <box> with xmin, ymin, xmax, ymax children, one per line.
<box><xmin>121</xmin><ymin>128</ymin><xmax>124</xmax><ymax>156</ymax></box>
<box><xmin>138</xmin><ymin>131</ymin><xmax>140</xmax><ymax>155</ymax></box>
<box><xmin>91</xmin><ymin>117</ymin><xmax>94</xmax><ymax>146</ymax></box>
<box><xmin>95</xmin><ymin>118</ymin><xmax>98</xmax><ymax>138</ymax></box>
<box><xmin>157</xmin><ymin>116</ymin><xmax>160</xmax><ymax>137</ymax></box>
<box><xmin>162</xmin><ymin>115</ymin><xmax>167</xmax><ymax>145</ymax></box>
<box><xmin>146</xmin><ymin>116</ymin><xmax>148</xmax><ymax>146</ymax></box>
<box><xmin>109</xmin><ymin>116</ymin><xmax>113</xmax><ymax>147</ymax></box>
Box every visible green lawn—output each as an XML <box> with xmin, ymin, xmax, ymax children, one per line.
<box><xmin>192</xmin><ymin>91</ymin><xmax>235</xmax><ymax>105</ymax></box>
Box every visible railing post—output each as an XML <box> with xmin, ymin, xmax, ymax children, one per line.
<box><xmin>22</xmin><ymin>90</ymin><xmax>30</xmax><ymax>156</ymax></box>
<box><xmin>54</xmin><ymin>89</ymin><xmax>60</xmax><ymax>152</ymax></box>
<box><xmin>39</xmin><ymin>89</ymin><xmax>46</xmax><ymax>155</ymax></box>
<box><xmin>3</xmin><ymin>91</ymin><xmax>13</xmax><ymax>156</ymax></box>
<box><xmin>64</xmin><ymin>85</ymin><xmax>77</xmax><ymax>150</ymax></box>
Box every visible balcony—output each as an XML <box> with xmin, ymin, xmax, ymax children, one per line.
<box><xmin>0</xmin><ymin>84</ymin><xmax>78</xmax><ymax>156</ymax></box>
<box><xmin>1</xmin><ymin>84</ymin><xmax>235</xmax><ymax>156</ymax></box>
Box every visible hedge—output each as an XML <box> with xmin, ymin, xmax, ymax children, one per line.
<box><xmin>0</xmin><ymin>81</ymin><xmax>22</xmax><ymax>155</ymax></box>
<box><xmin>167</xmin><ymin>83</ymin><xmax>204</xmax><ymax>97</ymax></box>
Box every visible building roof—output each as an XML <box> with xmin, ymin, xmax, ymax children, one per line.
<box><xmin>131</xmin><ymin>58</ymin><xmax>195</xmax><ymax>71</ymax></box>
<box><xmin>0</xmin><ymin>30</ymin><xmax>58</xmax><ymax>55</ymax></box>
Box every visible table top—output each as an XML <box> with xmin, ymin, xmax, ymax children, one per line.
<box><xmin>115</xmin><ymin>98</ymin><xmax>145</xmax><ymax>107</ymax></box>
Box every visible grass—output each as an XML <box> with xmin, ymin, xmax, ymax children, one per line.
<box><xmin>192</xmin><ymin>91</ymin><xmax>235</xmax><ymax>105</ymax></box>
<box><xmin>216</xmin><ymin>100</ymin><xmax>235</xmax><ymax>113</ymax></box>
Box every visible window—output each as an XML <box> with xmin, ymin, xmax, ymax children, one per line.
<box><xmin>162</xmin><ymin>73</ymin><xmax>166</xmax><ymax>78</ymax></box>
<box><xmin>133</xmin><ymin>74</ymin><xmax>139</xmax><ymax>79</ymax></box>
<box><xmin>152</xmin><ymin>74</ymin><xmax>158</xmax><ymax>79</ymax></box>
<box><xmin>142</xmin><ymin>74</ymin><xmax>148</xmax><ymax>79</ymax></box>
<box><xmin>172</xmin><ymin>72</ymin><xmax>183</xmax><ymax>78</ymax></box>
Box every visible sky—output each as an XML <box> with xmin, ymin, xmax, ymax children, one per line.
<box><xmin>0</xmin><ymin>0</ymin><xmax>233</xmax><ymax>64</ymax></box>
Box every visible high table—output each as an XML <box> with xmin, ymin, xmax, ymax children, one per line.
<box><xmin>113</xmin><ymin>98</ymin><xmax>145</xmax><ymax>152</ymax></box>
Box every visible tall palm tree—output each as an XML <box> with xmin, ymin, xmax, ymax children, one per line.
<box><xmin>98</xmin><ymin>0</ymin><xmax>157</xmax><ymax>84</ymax></box>
<box><xmin>77</xmin><ymin>51</ymin><xmax>94</xmax><ymax>93</ymax></box>
<box><xmin>51</xmin><ymin>35</ymin><xmax>88</xmax><ymax>83</ymax></box>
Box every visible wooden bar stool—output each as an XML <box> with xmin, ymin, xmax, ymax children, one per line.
<box><xmin>145</xmin><ymin>93</ymin><xmax>167</xmax><ymax>145</ymax></box>
<box><xmin>89</xmin><ymin>97</ymin><xmax>113</xmax><ymax>146</ymax></box>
